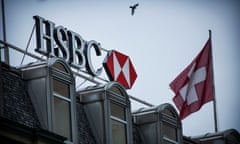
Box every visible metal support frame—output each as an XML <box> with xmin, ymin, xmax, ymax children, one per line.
<box><xmin>0</xmin><ymin>40</ymin><xmax>154</xmax><ymax>108</ymax></box>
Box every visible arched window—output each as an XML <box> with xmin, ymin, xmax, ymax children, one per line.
<box><xmin>22</xmin><ymin>58</ymin><xmax>77</xmax><ymax>143</ymax></box>
<box><xmin>109</xmin><ymin>86</ymin><xmax>124</xmax><ymax>96</ymax></box>
<box><xmin>161</xmin><ymin>107</ymin><xmax>179</xmax><ymax>144</ymax></box>
<box><xmin>132</xmin><ymin>103</ymin><xmax>182</xmax><ymax>144</ymax></box>
<box><xmin>50</xmin><ymin>59</ymin><xmax>77</xmax><ymax>143</ymax></box>
<box><xmin>79</xmin><ymin>82</ymin><xmax>133</xmax><ymax>144</ymax></box>
<box><xmin>162</xmin><ymin>109</ymin><xmax>176</xmax><ymax>118</ymax></box>
<box><xmin>108</xmin><ymin>85</ymin><xmax>129</xmax><ymax>144</ymax></box>
<box><xmin>53</xmin><ymin>62</ymin><xmax>68</xmax><ymax>73</ymax></box>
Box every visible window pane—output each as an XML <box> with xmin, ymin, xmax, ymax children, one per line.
<box><xmin>53</xmin><ymin>79</ymin><xmax>69</xmax><ymax>98</ymax></box>
<box><xmin>163</xmin><ymin>123</ymin><xmax>177</xmax><ymax>141</ymax></box>
<box><xmin>111</xmin><ymin>119</ymin><xmax>126</xmax><ymax>144</ymax></box>
<box><xmin>110</xmin><ymin>87</ymin><xmax>124</xmax><ymax>96</ymax></box>
<box><xmin>162</xmin><ymin>109</ymin><xmax>176</xmax><ymax>118</ymax></box>
<box><xmin>54</xmin><ymin>97</ymin><xmax>72</xmax><ymax>140</ymax></box>
<box><xmin>53</xmin><ymin>62</ymin><xmax>67</xmax><ymax>73</ymax></box>
<box><xmin>111</xmin><ymin>103</ymin><xmax>125</xmax><ymax>120</ymax></box>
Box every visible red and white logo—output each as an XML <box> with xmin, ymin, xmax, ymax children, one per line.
<box><xmin>103</xmin><ymin>50</ymin><xmax>137</xmax><ymax>89</ymax></box>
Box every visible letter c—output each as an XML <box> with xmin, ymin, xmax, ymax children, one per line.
<box><xmin>85</xmin><ymin>40</ymin><xmax>102</xmax><ymax>76</ymax></box>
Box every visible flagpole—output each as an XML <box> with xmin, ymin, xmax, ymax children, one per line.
<box><xmin>1</xmin><ymin>0</ymin><xmax>9</xmax><ymax>64</ymax></box>
<box><xmin>209</xmin><ymin>30</ymin><xmax>218</xmax><ymax>132</ymax></box>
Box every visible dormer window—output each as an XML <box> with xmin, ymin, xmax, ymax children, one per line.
<box><xmin>109</xmin><ymin>87</ymin><xmax>128</xmax><ymax>144</ymax></box>
<box><xmin>78</xmin><ymin>82</ymin><xmax>133</xmax><ymax>144</ymax></box>
<box><xmin>132</xmin><ymin>103</ymin><xmax>182</xmax><ymax>144</ymax></box>
<box><xmin>52</xmin><ymin>78</ymin><xmax>72</xmax><ymax>140</ymax></box>
<box><xmin>22</xmin><ymin>58</ymin><xmax>77</xmax><ymax>143</ymax></box>
<box><xmin>111</xmin><ymin>102</ymin><xmax>127</xmax><ymax>144</ymax></box>
<box><xmin>50</xmin><ymin>59</ymin><xmax>76</xmax><ymax>143</ymax></box>
<box><xmin>162</xmin><ymin>109</ymin><xmax>178</xmax><ymax>144</ymax></box>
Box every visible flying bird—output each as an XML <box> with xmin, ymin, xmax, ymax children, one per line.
<box><xmin>129</xmin><ymin>3</ymin><xmax>139</xmax><ymax>16</ymax></box>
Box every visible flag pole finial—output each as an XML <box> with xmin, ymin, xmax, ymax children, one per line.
<box><xmin>208</xmin><ymin>30</ymin><xmax>212</xmax><ymax>39</ymax></box>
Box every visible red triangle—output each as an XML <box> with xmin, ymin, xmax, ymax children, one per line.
<box><xmin>106</xmin><ymin>52</ymin><xmax>114</xmax><ymax>80</ymax></box>
<box><xmin>114</xmin><ymin>51</ymin><xmax>128</xmax><ymax>68</ymax></box>
<box><xmin>129</xmin><ymin>60</ymin><xmax>137</xmax><ymax>86</ymax></box>
<box><xmin>116</xmin><ymin>71</ymin><xmax>130</xmax><ymax>89</ymax></box>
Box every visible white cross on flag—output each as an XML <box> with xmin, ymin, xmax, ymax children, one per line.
<box><xmin>170</xmin><ymin>38</ymin><xmax>214</xmax><ymax>120</ymax></box>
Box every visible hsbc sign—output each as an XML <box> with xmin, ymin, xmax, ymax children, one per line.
<box><xmin>34</xmin><ymin>15</ymin><xmax>102</xmax><ymax>76</ymax></box>
<box><xmin>34</xmin><ymin>15</ymin><xmax>137</xmax><ymax>88</ymax></box>
<box><xmin>103</xmin><ymin>50</ymin><xmax>137</xmax><ymax>89</ymax></box>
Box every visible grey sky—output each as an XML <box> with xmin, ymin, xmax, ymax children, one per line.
<box><xmin>1</xmin><ymin>0</ymin><xmax>240</xmax><ymax>136</ymax></box>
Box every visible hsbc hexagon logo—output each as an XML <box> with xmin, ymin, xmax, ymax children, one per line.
<box><xmin>103</xmin><ymin>50</ymin><xmax>137</xmax><ymax>89</ymax></box>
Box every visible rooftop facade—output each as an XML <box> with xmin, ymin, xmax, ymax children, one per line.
<box><xmin>1</xmin><ymin>59</ymin><xmax>239</xmax><ymax>144</ymax></box>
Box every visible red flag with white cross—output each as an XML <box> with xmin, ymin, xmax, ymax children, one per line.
<box><xmin>103</xmin><ymin>50</ymin><xmax>137</xmax><ymax>89</ymax></box>
<box><xmin>170</xmin><ymin>38</ymin><xmax>214</xmax><ymax>120</ymax></box>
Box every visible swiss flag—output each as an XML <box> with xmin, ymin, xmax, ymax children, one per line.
<box><xmin>170</xmin><ymin>38</ymin><xmax>214</xmax><ymax>120</ymax></box>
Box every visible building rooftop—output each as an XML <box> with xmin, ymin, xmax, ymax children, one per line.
<box><xmin>0</xmin><ymin>58</ymin><xmax>239</xmax><ymax>144</ymax></box>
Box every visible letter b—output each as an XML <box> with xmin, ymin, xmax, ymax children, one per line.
<box><xmin>68</xmin><ymin>30</ymin><xmax>86</xmax><ymax>69</ymax></box>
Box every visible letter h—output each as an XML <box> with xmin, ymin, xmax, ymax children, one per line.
<box><xmin>34</xmin><ymin>15</ymin><xmax>55</xmax><ymax>57</ymax></box>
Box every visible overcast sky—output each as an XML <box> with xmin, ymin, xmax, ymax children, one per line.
<box><xmin>1</xmin><ymin>0</ymin><xmax>240</xmax><ymax>136</ymax></box>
